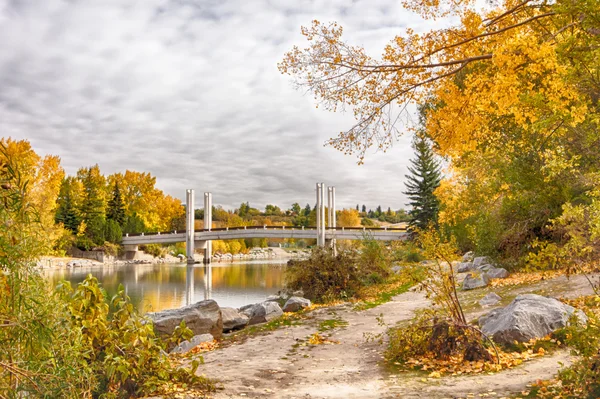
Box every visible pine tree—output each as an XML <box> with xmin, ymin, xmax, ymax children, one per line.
<box><xmin>78</xmin><ymin>165</ymin><xmax>107</xmax><ymax>245</ymax></box>
<box><xmin>55</xmin><ymin>177</ymin><xmax>80</xmax><ymax>233</ymax></box>
<box><xmin>361</xmin><ymin>205</ymin><xmax>366</xmax><ymax>213</ymax></box>
<box><xmin>404</xmin><ymin>134</ymin><xmax>442</xmax><ymax>231</ymax></box>
<box><xmin>107</xmin><ymin>182</ymin><xmax>125</xmax><ymax>226</ymax></box>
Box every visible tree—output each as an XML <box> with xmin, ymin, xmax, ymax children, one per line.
<box><xmin>279</xmin><ymin>1</ymin><xmax>596</xmax><ymax>162</ymax></box>
<box><xmin>238</xmin><ymin>202</ymin><xmax>250</xmax><ymax>217</ymax></box>
<box><xmin>376</xmin><ymin>205</ymin><xmax>382</xmax><ymax>217</ymax></box>
<box><xmin>77</xmin><ymin>165</ymin><xmax>107</xmax><ymax>245</ymax></box>
<box><xmin>104</xmin><ymin>219</ymin><xmax>122</xmax><ymax>244</ymax></box>
<box><xmin>361</xmin><ymin>205</ymin><xmax>366</xmax><ymax>213</ymax></box>
<box><xmin>291</xmin><ymin>203</ymin><xmax>302</xmax><ymax>215</ymax></box>
<box><xmin>280</xmin><ymin>0</ymin><xmax>599</xmax><ymax>260</ymax></box>
<box><xmin>356</xmin><ymin>204</ymin><xmax>359</xmax><ymax>211</ymax></box>
<box><xmin>303</xmin><ymin>203</ymin><xmax>312</xmax><ymax>216</ymax></box>
<box><xmin>337</xmin><ymin>209</ymin><xmax>361</xmax><ymax>227</ymax></box>
<box><xmin>404</xmin><ymin>135</ymin><xmax>442</xmax><ymax>231</ymax></box>
<box><xmin>107</xmin><ymin>182</ymin><xmax>125</xmax><ymax>226</ymax></box>
<box><xmin>55</xmin><ymin>177</ymin><xmax>80</xmax><ymax>233</ymax></box>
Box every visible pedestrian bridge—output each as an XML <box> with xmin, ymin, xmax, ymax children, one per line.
<box><xmin>122</xmin><ymin>225</ymin><xmax>408</xmax><ymax>247</ymax></box>
<box><xmin>123</xmin><ymin>184</ymin><xmax>408</xmax><ymax>264</ymax></box>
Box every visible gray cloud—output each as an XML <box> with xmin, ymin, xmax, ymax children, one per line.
<box><xmin>0</xmin><ymin>0</ymin><xmax>434</xmax><ymax>211</ymax></box>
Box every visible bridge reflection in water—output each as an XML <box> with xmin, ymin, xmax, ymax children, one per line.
<box><xmin>46</xmin><ymin>261</ymin><xmax>285</xmax><ymax>312</ymax></box>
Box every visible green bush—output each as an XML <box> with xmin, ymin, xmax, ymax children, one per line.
<box><xmin>75</xmin><ymin>235</ymin><xmax>96</xmax><ymax>251</ymax></box>
<box><xmin>140</xmin><ymin>244</ymin><xmax>166</xmax><ymax>258</ymax></box>
<box><xmin>285</xmin><ymin>247</ymin><xmax>360</xmax><ymax>303</ymax></box>
<box><xmin>57</xmin><ymin>275</ymin><xmax>214</xmax><ymax>398</ymax></box>
<box><xmin>104</xmin><ymin>219</ymin><xmax>122</xmax><ymax>244</ymax></box>
<box><xmin>285</xmin><ymin>238</ymin><xmax>394</xmax><ymax>303</ymax></box>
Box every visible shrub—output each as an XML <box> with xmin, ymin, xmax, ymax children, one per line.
<box><xmin>104</xmin><ymin>219</ymin><xmax>122</xmax><ymax>244</ymax></box>
<box><xmin>57</xmin><ymin>275</ymin><xmax>214</xmax><ymax>398</ymax></box>
<box><xmin>140</xmin><ymin>244</ymin><xmax>166</xmax><ymax>258</ymax></box>
<box><xmin>285</xmin><ymin>247</ymin><xmax>360</xmax><ymax>303</ymax></box>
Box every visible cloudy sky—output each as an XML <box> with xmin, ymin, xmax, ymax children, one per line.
<box><xmin>0</xmin><ymin>0</ymin><xmax>439</xmax><ymax>212</ymax></box>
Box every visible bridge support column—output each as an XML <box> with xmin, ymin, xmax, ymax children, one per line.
<box><xmin>186</xmin><ymin>189</ymin><xmax>195</xmax><ymax>264</ymax></box>
<box><xmin>203</xmin><ymin>192</ymin><xmax>212</xmax><ymax>264</ymax></box>
<box><xmin>328</xmin><ymin>186</ymin><xmax>336</xmax><ymax>255</ymax></box>
<box><xmin>123</xmin><ymin>244</ymin><xmax>138</xmax><ymax>252</ymax></box>
<box><xmin>316</xmin><ymin>183</ymin><xmax>326</xmax><ymax>247</ymax></box>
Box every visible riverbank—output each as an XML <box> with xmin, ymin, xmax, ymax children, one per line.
<box><xmin>185</xmin><ymin>271</ymin><xmax>599</xmax><ymax>399</ymax></box>
<box><xmin>37</xmin><ymin>247</ymin><xmax>309</xmax><ymax>269</ymax></box>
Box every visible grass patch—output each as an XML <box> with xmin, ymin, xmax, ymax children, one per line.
<box><xmin>318</xmin><ymin>318</ymin><xmax>349</xmax><ymax>331</ymax></box>
<box><xmin>222</xmin><ymin>312</ymin><xmax>306</xmax><ymax>345</ymax></box>
<box><xmin>354</xmin><ymin>281</ymin><xmax>412</xmax><ymax>311</ymax></box>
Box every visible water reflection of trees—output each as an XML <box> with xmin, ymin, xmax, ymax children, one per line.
<box><xmin>46</xmin><ymin>262</ymin><xmax>285</xmax><ymax>313</ymax></box>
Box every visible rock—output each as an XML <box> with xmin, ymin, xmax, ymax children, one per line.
<box><xmin>148</xmin><ymin>299</ymin><xmax>223</xmax><ymax>339</ymax></box>
<box><xmin>239</xmin><ymin>302</ymin><xmax>283</xmax><ymax>326</ymax></box>
<box><xmin>292</xmin><ymin>290</ymin><xmax>304</xmax><ymax>297</ymax></box>
<box><xmin>391</xmin><ymin>265</ymin><xmax>402</xmax><ymax>274</ymax></box>
<box><xmin>479</xmin><ymin>292</ymin><xmax>502</xmax><ymax>306</ymax></box>
<box><xmin>476</xmin><ymin>263</ymin><xmax>495</xmax><ymax>272</ymax></box>
<box><xmin>486</xmin><ymin>267</ymin><xmax>509</xmax><ymax>279</ymax></box>
<box><xmin>462</xmin><ymin>251</ymin><xmax>475</xmax><ymax>262</ymax></box>
<box><xmin>283</xmin><ymin>296</ymin><xmax>311</xmax><ymax>312</ymax></box>
<box><xmin>473</xmin><ymin>256</ymin><xmax>491</xmax><ymax>268</ymax></box>
<box><xmin>265</xmin><ymin>295</ymin><xmax>280</xmax><ymax>302</ymax></box>
<box><xmin>457</xmin><ymin>262</ymin><xmax>474</xmax><ymax>273</ymax></box>
<box><xmin>221</xmin><ymin>307</ymin><xmax>249</xmax><ymax>332</ymax></box>
<box><xmin>170</xmin><ymin>333</ymin><xmax>214</xmax><ymax>354</ymax></box>
<box><xmin>462</xmin><ymin>273</ymin><xmax>490</xmax><ymax>290</ymax></box>
<box><xmin>479</xmin><ymin>294</ymin><xmax>588</xmax><ymax>344</ymax></box>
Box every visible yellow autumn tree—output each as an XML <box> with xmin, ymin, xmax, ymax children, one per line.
<box><xmin>0</xmin><ymin>138</ymin><xmax>66</xmax><ymax>253</ymax></box>
<box><xmin>280</xmin><ymin>0</ymin><xmax>599</xmax><ymax>261</ymax></box>
<box><xmin>109</xmin><ymin>171</ymin><xmax>184</xmax><ymax>232</ymax></box>
<box><xmin>337</xmin><ymin>208</ymin><xmax>361</xmax><ymax>227</ymax></box>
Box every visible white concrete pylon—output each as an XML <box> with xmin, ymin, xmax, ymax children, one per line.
<box><xmin>203</xmin><ymin>192</ymin><xmax>212</xmax><ymax>264</ymax></box>
<box><xmin>186</xmin><ymin>189</ymin><xmax>195</xmax><ymax>264</ymax></box>
<box><xmin>316</xmin><ymin>183</ymin><xmax>321</xmax><ymax>246</ymax></box>
<box><xmin>320</xmin><ymin>182</ymin><xmax>326</xmax><ymax>246</ymax></box>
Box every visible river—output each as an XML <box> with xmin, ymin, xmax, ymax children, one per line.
<box><xmin>45</xmin><ymin>260</ymin><xmax>286</xmax><ymax>312</ymax></box>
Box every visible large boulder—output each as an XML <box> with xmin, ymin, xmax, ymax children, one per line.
<box><xmin>170</xmin><ymin>333</ymin><xmax>214</xmax><ymax>354</ymax></box>
<box><xmin>473</xmin><ymin>256</ymin><xmax>492</xmax><ymax>268</ymax></box>
<box><xmin>283</xmin><ymin>296</ymin><xmax>311</xmax><ymax>312</ymax></box>
<box><xmin>486</xmin><ymin>267</ymin><xmax>509</xmax><ymax>279</ymax></box>
<box><xmin>479</xmin><ymin>294</ymin><xmax>588</xmax><ymax>344</ymax></box>
<box><xmin>462</xmin><ymin>273</ymin><xmax>490</xmax><ymax>290</ymax></box>
<box><xmin>221</xmin><ymin>307</ymin><xmax>249</xmax><ymax>332</ymax></box>
<box><xmin>239</xmin><ymin>302</ymin><xmax>283</xmax><ymax>326</ymax></box>
<box><xmin>148</xmin><ymin>299</ymin><xmax>223</xmax><ymax>339</ymax></box>
<box><xmin>479</xmin><ymin>292</ymin><xmax>502</xmax><ymax>307</ymax></box>
<box><xmin>457</xmin><ymin>262</ymin><xmax>474</xmax><ymax>273</ymax></box>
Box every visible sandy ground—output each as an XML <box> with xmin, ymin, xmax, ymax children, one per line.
<box><xmin>193</xmin><ymin>272</ymin><xmax>599</xmax><ymax>399</ymax></box>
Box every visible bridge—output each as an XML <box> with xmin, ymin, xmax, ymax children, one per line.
<box><xmin>122</xmin><ymin>183</ymin><xmax>408</xmax><ymax>264</ymax></box>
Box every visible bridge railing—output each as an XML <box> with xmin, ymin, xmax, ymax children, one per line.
<box><xmin>124</xmin><ymin>225</ymin><xmax>407</xmax><ymax>237</ymax></box>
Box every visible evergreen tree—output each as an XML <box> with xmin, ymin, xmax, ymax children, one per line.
<box><xmin>107</xmin><ymin>182</ymin><xmax>125</xmax><ymax>226</ymax></box>
<box><xmin>403</xmin><ymin>135</ymin><xmax>442</xmax><ymax>231</ymax></box>
<box><xmin>361</xmin><ymin>205</ymin><xmax>366</xmax><ymax>213</ymax></box>
<box><xmin>376</xmin><ymin>205</ymin><xmax>382</xmax><ymax>216</ymax></box>
<box><xmin>77</xmin><ymin>165</ymin><xmax>107</xmax><ymax>245</ymax></box>
<box><xmin>356</xmin><ymin>204</ymin><xmax>359</xmax><ymax>211</ymax></box>
<box><xmin>303</xmin><ymin>203</ymin><xmax>312</xmax><ymax>216</ymax></box>
<box><xmin>55</xmin><ymin>177</ymin><xmax>80</xmax><ymax>233</ymax></box>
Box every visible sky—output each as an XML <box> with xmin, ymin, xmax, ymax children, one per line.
<box><xmin>0</xmin><ymin>0</ymin><xmax>439</xmax><ymax>212</ymax></box>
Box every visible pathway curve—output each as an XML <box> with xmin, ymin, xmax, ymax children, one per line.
<box><xmin>196</xmin><ymin>273</ymin><xmax>597</xmax><ymax>398</ymax></box>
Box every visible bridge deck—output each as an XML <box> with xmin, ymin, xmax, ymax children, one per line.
<box><xmin>122</xmin><ymin>226</ymin><xmax>408</xmax><ymax>245</ymax></box>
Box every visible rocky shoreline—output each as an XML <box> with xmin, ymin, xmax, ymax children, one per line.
<box><xmin>37</xmin><ymin>247</ymin><xmax>310</xmax><ymax>269</ymax></box>
<box><xmin>148</xmin><ymin>290</ymin><xmax>312</xmax><ymax>354</ymax></box>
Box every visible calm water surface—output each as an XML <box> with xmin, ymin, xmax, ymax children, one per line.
<box><xmin>45</xmin><ymin>260</ymin><xmax>286</xmax><ymax>312</ymax></box>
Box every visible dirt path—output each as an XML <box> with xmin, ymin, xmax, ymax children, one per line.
<box><xmin>196</xmin><ymin>273</ymin><xmax>597</xmax><ymax>399</ymax></box>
